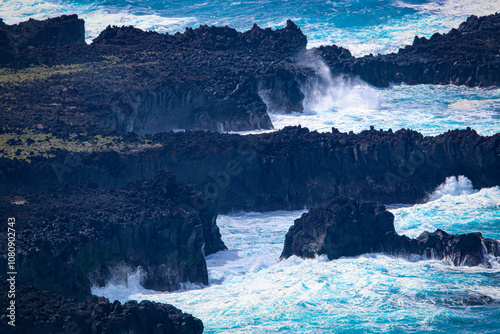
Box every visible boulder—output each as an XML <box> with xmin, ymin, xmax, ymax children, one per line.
<box><xmin>280</xmin><ymin>197</ymin><xmax>500</xmax><ymax>266</ymax></box>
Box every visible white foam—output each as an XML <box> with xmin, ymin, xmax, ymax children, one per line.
<box><xmin>396</xmin><ymin>0</ymin><xmax>500</xmax><ymax>18</ymax></box>
<box><xmin>261</xmin><ymin>53</ymin><xmax>383</xmax><ymax>133</ymax></box>
<box><xmin>427</xmin><ymin>175</ymin><xmax>476</xmax><ymax>201</ymax></box>
<box><xmin>0</xmin><ymin>0</ymin><xmax>70</xmax><ymax>25</ymax></box>
<box><xmin>91</xmin><ymin>266</ymin><xmax>158</xmax><ymax>303</ymax></box>
<box><xmin>267</xmin><ymin>83</ymin><xmax>500</xmax><ymax>136</ymax></box>
<box><xmin>391</xmin><ymin>178</ymin><xmax>500</xmax><ymax>239</ymax></box>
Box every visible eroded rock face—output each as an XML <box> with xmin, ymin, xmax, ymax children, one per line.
<box><xmin>0</xmin><ymin>282</ymin><xmax>204</xmax><ymax>334</ymax></box>
<box><xmin>0</xmin><ymin>14</ymin><xmax>85</xmax><ymax>48</ymax></box>
<box><xmin>280</xmin><ymin>197</ymin><xmax>500</xmax><ymax>266</ymax></box>
<box><xmin>0</xmin><ymin>171</ymin><xmax>226</xmax><ymax>300</ymax></box>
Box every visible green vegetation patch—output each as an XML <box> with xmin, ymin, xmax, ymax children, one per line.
<box><xmin>0</xmin><ymin>129</ymin><xmax>163</xmax><ymax>162</ymax></box>
<box><xmin>0</xmin><ymin>64</ymin><xmax>88</xmax><ymax>85</ymax></box>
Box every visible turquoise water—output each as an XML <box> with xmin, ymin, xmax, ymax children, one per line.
<box><xmin>3</xmin><ymin>0</ymin><xmax>500</xmax><ymax>332</ymax></box>
<box><xmin>93</xmin><ymin>177</ymin><xmax>500</xmax><ymax>333</ymax></box>
<box><xmin>269</xmin><ymin>77</ymin><xmax>500</xmax><ymax>136</ymax></box>
<box><xmin>2</xmin><ymin>0</ymin><xmax>500</xmax><ymax>55</ymax></box>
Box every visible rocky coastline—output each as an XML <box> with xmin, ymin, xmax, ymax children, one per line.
<box><xmin>1</xmin><ymin>13</ymin><xmax>500</xmax><ymax>135</ymax></box>
<box><xmin>0</xmin><ymin>171</ymin><xmax>226</xmax><ymax>300</ymax></box>
<box><xmin>1</xmin><ymin>126</ymin><xmax>499</xmax><ymax>213</ymax></box>
<box><xmin>1</xmin><ymin>11</ymin><xmax>500</xmax><ymax>333</ymax></box>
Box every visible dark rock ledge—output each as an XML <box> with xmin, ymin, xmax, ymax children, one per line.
<box><xmin>0</xmin><ymin>282</ymin><xmax>203</xmax><ymax>334</ymax></box>
<box><xmin>2</xmin><ymin>127</ymin><xmax>499</xmax><ymax>213</ymax></box>
<box><xmin>0</xmin><ymin>170</ymin><xmax>226</xmax><ymax>300</ymax></box>
<box><xmin>281</xmin><ymin>197</ymin><xmax>500</xmax><ymax>266</ymax></box>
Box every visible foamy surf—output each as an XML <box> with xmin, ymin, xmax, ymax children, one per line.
<box><xmin>93</xmin><ymin>178</ymin><xmax>500</xmax><ymax>333</ymax></box>
<box><xmin>392</xmin><ymin>176</ymin><xmax>500</xmax><ymax>239</ymax></box>
<box><xmin>268</xmin><ymin>83</ymin><xmax>500</xmax><ymax>136</ymax></box>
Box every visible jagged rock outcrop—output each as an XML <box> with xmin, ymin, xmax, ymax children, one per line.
<box><xmin>319</xmin><ymin>13</ymin><xmax>500</xmax><ymax>87</ymax></box>
<box><xmin>0</xmin><ymin>17</ymin><xmax>311</xmax><ymax>134</ymax></box>
<box><xmin>280</xmin><ymin>197</ymin><xmax>500</xmax><ymax>266</ymax></box>
<box><xmin>0</xmin><ymin>282</ymin><xmax>203</xmax><ymax>334</ymax></box>
<box><xmin>0</xmin><ymin>14</ymin><xmax>84</xmax><ymax>64</ymax></box>
<box><xmin>0</xmin><ymin>171</ymin><xmax>226</xmax><ymax>300</ymax></box>
<box><xmin>2</xmin><ymin>126</ymin><xmax>499</xmax><ymax>213</ymax></box>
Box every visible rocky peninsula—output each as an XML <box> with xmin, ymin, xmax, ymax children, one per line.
<box><xmin>1</xmin><ymin>13</ymin><xmax>500</xmax><ymax>135</ymax></box>
<box><xmin>1</xmin><ymin>126</ymin><xmax>499</xmax><ymax>212</ymax></box>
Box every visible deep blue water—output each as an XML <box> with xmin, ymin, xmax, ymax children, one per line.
<box><xmin>3</xmin><ymin>1</ymin><xmax>500</xmax><ymax>332</ymax></box>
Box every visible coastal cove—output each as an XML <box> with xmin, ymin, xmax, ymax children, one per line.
<box><xmin>94</xmin><ymin>178</ymin><xmax>500</xmax><ymax>333</ymax></box>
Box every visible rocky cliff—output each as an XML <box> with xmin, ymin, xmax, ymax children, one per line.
<box><xmin>2</xmin><ymin>127</ymin><xmax>498</xmax><ymax>213</ymax></box>
<box><xmin>2</xmin><ymin>14</ymin><xmax>500</xmax><ymax>136</ymax></box>
<box><xmin>0</xmin><ymin>171</ymin><xmax>226</xmax><ymax>300</ymax></box>
<box><xmin>280</xmin><ymin>197</ymin><xmax>500</xmax><ymax>266</ymax></box>
<box><xmin>0</xmin><ymin>282</ymin><xmax>203</xmax><ymax>334</ymax></box>
<box><xmin>0</xmin><ymin>17</ymin><xmax>310</xmax><ymax>134</ymax></box>
<box><xmin>0</xmin><ymin>14</ymin><xmax>85</xmax><ymax>64</ymax></box>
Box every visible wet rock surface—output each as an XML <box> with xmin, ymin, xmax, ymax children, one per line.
<box><xmin>0</xmin><ymin>282</ymin><xmax>204</xmax><ymax>334</ymax></box>
<box><xmin>0</xmin><ymin>171</ymin><xmax>226</xmax><ymax>300</ymax></box>
<box><xmin>280</xmin><ymin>197</ymin><xmax>500</xmax><ymax>266</ymax></box>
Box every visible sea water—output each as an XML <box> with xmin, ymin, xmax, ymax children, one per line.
<box><xmin>93</xmin><ymin>176</ymin><xmax>500</xmax><ymax>333</ymax></box>
<box><xmin>2</xmin><ymin>0</ymin><xmax>500</xmax><ymax>55</ymax></box>
<box><xmin>3</xmin><ymin>0</ymin><xmax>500</xmax><ymax>332</ymax></box>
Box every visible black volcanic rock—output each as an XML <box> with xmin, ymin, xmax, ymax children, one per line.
<box><xmin>0</xmin><ymin>282</ymin><xmax>203</xmax><ymax>334</ymax></box>
<box><xmin>0</xmin><ymin>14</ymin><xmax>84</xmax><ymax>64</ymax></box>
<box><xmin>1</xmin><ymin>127</ymin><xmax>499</xmax><ymax>213</ymax></box>
<box><xmin>280</xmin><ymin>197</ymin><xmax>395</xmax><ymax>259</ymax></box>
<box><xmin>321</xmin><ymin>13</ymin><xmax>500</xmax><ymax>87</ymax></box>
<box><xmin>280</xmin><ymin>198</ymin><xmax>500</xmax><ymax>266</ymax></box>
<box><xmin>2</xmin><ymin>14</ymin><xmax>500</xmax><ymax>135</ymax></box>
<box><xmin>92</xmin><ymin>19</ymin><xmax>307</xmax><ymax>53</ymax></box>
<box><xmin>0</xmin><ymin>171</ymin><xmax>226</xmax><ymax>300</ymax></box>
<box><xmin>6</xmin><ymin>14</ymin><xmax>85</xmax><ymax>47</ymax></box>
<box><xmin>0</xmin><ymin>16</ymin><xmax>311</xmax><ymax>134</ymax></box>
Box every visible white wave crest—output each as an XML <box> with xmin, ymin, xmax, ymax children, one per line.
<box><xmin>427</xmin><ymin>175</ymin><xmax>476</xmax><ymax>201</ymax></box>
<box><xmin>297</xmin><ymin>53</ymin><xmax>382</xmax><ymax>113</ymax></box>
